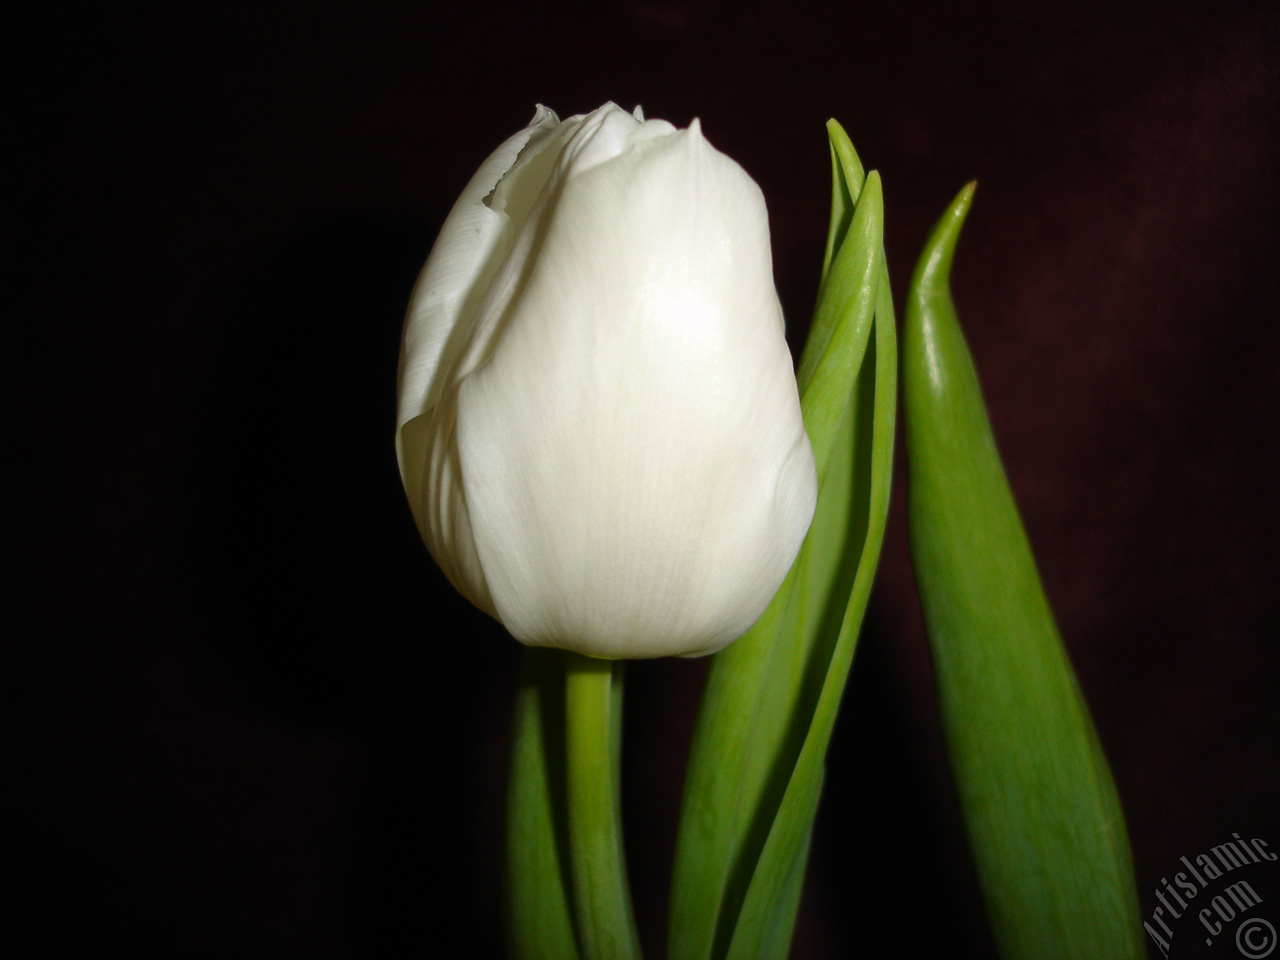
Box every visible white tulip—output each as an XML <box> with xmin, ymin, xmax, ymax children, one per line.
<box><xmin>395</xmin><ymin>103</ymin><xmax>816</xmax><ymax>659</ymax></box>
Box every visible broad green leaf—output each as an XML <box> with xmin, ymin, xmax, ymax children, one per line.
<box><xmin>903</xmin><ymin>184</ymin><xmax>1144</xmax><ymax>960</ymax></box>
<box><xmin>727</xmin><ymin>258</ymin><xmax>897</xmax><ymax>960</ymax></box>
<box><xmin>735</xmin><ymin>773</ymin><xmax>821</xmax><ymax>960</ymax></box>
<box><xmin>505</xmin><ymin>648</ymin><xmax>582</xmax><ymax>960</ymax></box>
<box><xmin>668</xmin><ymin>122</ymin><xmax>893</xmax><ymax>960</ymax></box>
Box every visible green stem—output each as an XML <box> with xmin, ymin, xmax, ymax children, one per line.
<box><xmin>504</xmin><ymin>648</ymin><xmax>580</xmax><ymax>960</ymax></box>
<box><xmin>564</xmin><ymin>652</ymin><xmax>642</xmax><ymax>960</ymax></box>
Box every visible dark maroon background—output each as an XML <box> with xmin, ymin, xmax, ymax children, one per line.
<box><xmin>17</xmin><ymin>2</ymin><xmax>1278</xmax><ymax>957</ymax></box>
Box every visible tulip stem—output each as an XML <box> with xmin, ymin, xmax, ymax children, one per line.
<box><xmin>564</xmin><ymin>651</ymin><xmax>642</xmax><ymax>960</ymax></box>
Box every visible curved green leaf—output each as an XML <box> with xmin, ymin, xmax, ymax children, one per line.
<box><xmin>903</xmin><ymin>184</ymin><xmax>1144</xmax><ymax>960</ymax></box>
<box><xmin>727</xmin><ymin>258</ymin><xmax>896</xmax><ymax>960</ymax></box>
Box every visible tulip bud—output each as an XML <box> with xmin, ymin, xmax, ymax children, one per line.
<box><xmin>396</xmin><ymin>102</ymin><xmax>816</xmax><ymax>659</ymax></box>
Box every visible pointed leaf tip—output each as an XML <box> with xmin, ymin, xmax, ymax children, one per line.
<box><xmin>826</xmin><ymin>121</ymin><xmax>865</xmax><ymax>184</ymax></box>
<box><xmin>902</xmin><ymin>180</ymin><xmax>1144</xmax><ymax>960</ymax></box>
<box><xmin>912</xmin><ymin>181</ymin><xmax>976</xmax><ymax>297</ymax></box>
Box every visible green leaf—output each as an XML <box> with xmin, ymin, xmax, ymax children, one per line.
<box><xmin>505</xmin><ymin>648</ymin><xmax>582</xmax><ymax>960</ymax></box>
<box><xmin>734</xmin><ymin>772</ymin><xmax>821</xmax><ymax>960</ymax></box>
<box><xmin>903</xmin><ymin>184</ymin><xmax>1145</xmax><ymax>960</ymax></box>
<box><xmin>727</xmin><ymin>256</ymin><xmax>897</xmax><ymax>960</ymax></box>
<box><xmin>797</xmin><ymin>168</ymin><xmax>883</xmax><ymax>484</ymax></box>
<box><xmin>821</xmin><ymin>119</ymin><xmax>865</xmax><ymax>283</ymax></box>
<box><xmin>668</xmin><ymin>121</ymin><xmax>895</xmax><ymax>960</ymax></box>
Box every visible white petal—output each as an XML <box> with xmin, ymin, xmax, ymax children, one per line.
<box><xmin>439</xmin><ymin>104</ymin><xmax>677</xmax><ymax>391</ymax></box>
<box><xmin>396</xmin><ymin>105</ymin><xmax>560</xmax><ymax>437</ymax></box>
<box><xmin>398</xmin><ymin>399</ymin><xmax>496</xmax><ymax>616</ymax></box>
<box><xmin>396</xmin><ymin>106</ymin><xmax>570</xmax><ymax>611</ymax></box>
<box><xmin>455</xmin><ymin>122</ymin><xmax>816</xmax><ymax>658</ymax></box>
